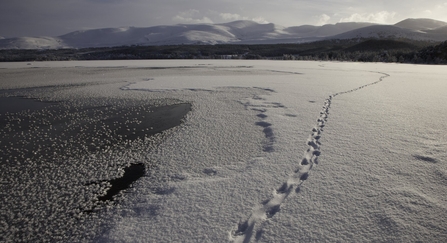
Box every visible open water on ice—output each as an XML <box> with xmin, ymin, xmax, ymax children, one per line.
<box><xmin>0</xmin><ymin>60</ymin><xmax>446</xmax><ymax>242</ymax></box>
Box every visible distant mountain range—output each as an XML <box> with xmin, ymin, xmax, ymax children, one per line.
<box><xmin>1</xmin><ymin>18</ymin><xmax>446</xmax><ymax>49</ymax></box>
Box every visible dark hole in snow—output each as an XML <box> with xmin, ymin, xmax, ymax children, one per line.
<box><xmin>254</xmin><ymin>121</ymin><xmax>275</xmax><ymax>152</ymax></box>
<box><xmin>153</xmin><ymin>187</ymin><xmax>176</xmax><ymax>195</ymax></box>
<box><xmin>255</xmin><ymin>229</ymin><xmax>264</xmax><ymax>241</ymax></box>
<box><xmin>203</xmin><ymin>168</ymin><xmax>218</xmax><ymax>176</ymax></box>
<box><xmin>263</xmin><ymin>127</ymin><xmax>274</xmax><ymax>139</ymax></box>
<box><xmin>300</xmin><ymin>172</ymin><xmax>309</xmax><ymax>181</ymax></box>
<box><xmin>266</xmin><ymin>205</ymin><xmax>281</xmax><ymax>218</ymax></box>
<box><xmin>255</xmin><ymin>121</ymin><xmax>272</xmax><ymax>128</ymax></box>
<box><xmin>257</xmin><ymin>113</ymin><xmax>268</xmax><ymax>119</ymax></box>
<box><xmin>277</xmin><ymin>183</ymin><xmax>290</xmax><ymax>193</ymax></box>
<box><xmin>251</xmin><ymin>108</ymin><xmax>267</xmax><ymax>113</ymax></box>
<box><xmin>300</xmin><ymin>158</ymin><xmax>309</xmax><ymax>166</ymax></box>
<box><xmin>235</xmin><ymin>220</ymin><xmax>249</xmax><ymax>236</ymax></box>
<box><xmin>98</xmin><ymin>163</ymin><xmax>146</xmax><ymax>202</ymax></box>
<box><xmin>413</xmin><ymin>154</ymin><xmax>437</xmax><ymax>163</ymax></box>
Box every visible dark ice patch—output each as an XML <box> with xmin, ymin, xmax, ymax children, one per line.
<box><xmin>0</xmin><ymin>96</ymin><xmax>55</xmax><ymax>114</ymax></box>
<box><xmin>98</xmin><ymin>163</ymin><xmax>146</xmax><ymax>202</ymax></box>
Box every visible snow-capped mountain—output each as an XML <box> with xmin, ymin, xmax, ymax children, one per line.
<box><xmin>331</xmin><ymin>25</ymin><xmax>440</xmax><ymax>41</ymax></box>
<box><xmin>394</xmin><ymin>18</ymin><xmax>447</xmax><ymax>31</ymax></box>
<box><xmin>332</xmin><ymin>19</ymin><xmax>447</xmax><ymax>41</ymax></box>
<box><xmin>1</xmin><ymin>18</ymin><xmax>446</xmax><ymax>49</ymax></box>
<box><xmin>0</xmin><ymin>37</ymin><xmax>67</xmax><ymax>50</ymax></box>
<box><xmin>284</xmin><ymin>22</ymin><xmax>376</xmax><ymax>37</ymax></box>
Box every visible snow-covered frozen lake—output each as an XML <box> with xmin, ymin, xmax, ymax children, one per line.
<box><xmin>1</xmin><ymin>60</ymin><xmax>446</xmax><ymax>242</ymax></box>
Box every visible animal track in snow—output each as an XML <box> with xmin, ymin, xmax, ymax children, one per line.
<box><xmin>230</xmin><ymin>72</ymin><xmax>390</xmax><ymax>243</ymax></box>
<box><xmin>266</xmin><ymin>70</ymin><xmax>303</xmax><ymax>75</ymax></box>
<box><xmin>412</xmin><ymin>154</ymin><xmax>438</xmax><ymax>163</ymax></box>
<box><xmin>257</xmin><ymin>114</ymin><xmax>268</xmax><ymax>119</ymax></box>
<box><xmin>203</xmin><ymin>168</ymin><xmax>219</xmax><ymax>176</ymax></box>
<box><xmin>239</xmin><ymin>94</ymin><xmax>287</xmax><ymax>153</ymax></box>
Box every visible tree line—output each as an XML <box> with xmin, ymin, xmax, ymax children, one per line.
<box><xmin>1</xmin><ymin>38</ymin><xmax>446</xmax><ymax>64</ymax></box>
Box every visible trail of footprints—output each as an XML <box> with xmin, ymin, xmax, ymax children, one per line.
<box><xmin>239</xmin><ymin>93</ymin><xmax>287</xmax><ymax>153</ymax></box>
<box><xmin>230</xmin><ymin>72</ymin><xmax>390</xmax><ymax>243</ymax></box>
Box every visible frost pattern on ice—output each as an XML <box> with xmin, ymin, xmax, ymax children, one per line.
<box><xmin>230</xmin><ymin>72</ymin><xmax>390</xmax><ymax>243</ymax></box>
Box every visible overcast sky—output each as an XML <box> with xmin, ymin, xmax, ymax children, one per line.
<box><xmin>1</xmin><ymin>0</ymin><xmax>447</xmax><ymax>38</ymax></box>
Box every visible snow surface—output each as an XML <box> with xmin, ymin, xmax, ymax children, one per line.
<box><xmin>1</xmin><ymin>60</ymin><xmax>446</xmax><ymax>242</ymax></box>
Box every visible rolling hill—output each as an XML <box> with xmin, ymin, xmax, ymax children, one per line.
<box><xmin>394</xmin><ymin>18</ymin><xmax>447</xmax><ymax>31</ymax></box>
<box><xmin>0</xmin><ymin>18</ymin><xmax>446</xmax><ymax>49</ymax></box>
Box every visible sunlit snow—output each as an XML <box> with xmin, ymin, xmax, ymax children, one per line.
<box><xmin>0</xmin><ymin>60</ymin><xmax>446</xmax><ymax>242</ymax></box>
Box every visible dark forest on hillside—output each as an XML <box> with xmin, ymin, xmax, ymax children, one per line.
<box><xmin>1</xmin><ymin>38</ymin><xmax>446</xmax><ymax>64</ymax></box>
